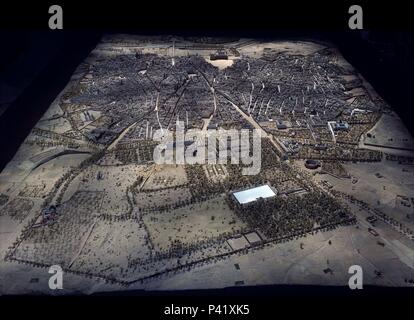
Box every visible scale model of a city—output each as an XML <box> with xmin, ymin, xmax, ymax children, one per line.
<box><xmin>1</xmin><ymin>35</ymin><xmax>414</xmax><ymax>294</ymax></box>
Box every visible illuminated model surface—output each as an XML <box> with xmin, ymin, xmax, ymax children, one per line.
<box><xmin>1</xmin><ymin>35</ymin><xmax>414</xmax><ymax>294</ymax></box>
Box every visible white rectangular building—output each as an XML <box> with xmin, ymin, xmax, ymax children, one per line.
<box><xmin>233</xmin><ymin>185</ymin><xmax>276</xmax><ymax>205</ymax></box>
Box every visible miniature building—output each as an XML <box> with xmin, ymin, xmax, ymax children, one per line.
<box><xmin>42</xmin><ymin>205</ymin><xmax>57</xmax><ymax>222</ymax></box>
<box><xmin>294</xmin><ymin>107</ymin><xmax>305</xmax><ymax>114</ymax></box>
<box><xmin>332</xmin><ymin>121</ymin><xmax>350</xmax><ymax>131</ymax></box>
<box><xmin>207</xmin><ymin>122</ymin><xmax>218</xmax><ymax>130</ymax></box>
<box><xmin>276</xmin><ymin>120</ymin><xmax>287</xmax><ymax>130</ymax></box>
<box><xmin>305</xmin><ymin>159</ymin><xmax>320</xmax><ymax>169</ymax></box>
<box><xmin>232</xmin><ymin>185</ymin><xmax>277</xmax><ymax>205</ymax></box>
<box><xmin>313</xmin><ymin>143</ymin><xmax>328</xmax><ymax>151</ymax></box>
<box><xmin>281</xmin><ymin>154</ymin><xmax>289</xmax><ymax>161</ymax></box>
<box><xmin>187</xmin><ymin>72</ymin><xmax>198</xmax><ymax>79</ymax></box>
<box><xmin>210</xmin><ymin>49</ymin><xmax>228</xmax><ymax>60</ymax></box>
<box><xmin>310</xmin><ymin>116</ymin><xmax>325</xmax><ymax>127</ymax></box>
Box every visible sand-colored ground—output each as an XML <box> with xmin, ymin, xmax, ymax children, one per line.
<box><xmin>314</xmin><ymin>160</ymin><xmax>414</xmax><ymax>230</ymax></box>
<box><xmin>71</xmin><ymin>219</ymin><xmax>152</xmax><ymax>279</ymax></box>
<box><xmin>141</xmin><ymin>165</ymin><xmax>188</xmax><ymax>191</ymax></box>
<box><xmin>61</xmin><ymin>164</ymin><xmax>146</xmax><ymax>215</ymax></box>
<box><xmin>205</xmin><ymin>58</ymin><xmax>234</xmax><ymax>70</ymax></box>
<box><xmin>143</xmin><ymin>195</ymin><xmax>248</xmax><ymax>252</ymax></box>
<box><xmin>361</xmin><ymin>113</ymin><xmax>414</xmax><ymax>154</ymax></box>
<box><xmin>134</xmin><ymin>187</ymin><xmax>192</xmax><ymax>211</ymax></box>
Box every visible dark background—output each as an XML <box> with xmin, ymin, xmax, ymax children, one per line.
<box><xmin>0</xmin><ymin>0</ymin><xmax>413</xmax><ymax>313</ymax></box>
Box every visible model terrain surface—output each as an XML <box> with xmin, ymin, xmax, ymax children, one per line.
<box><xmin>1</xmin><ymin>35</ymin><xmax>414</xmax><ymax>294</ymax></box>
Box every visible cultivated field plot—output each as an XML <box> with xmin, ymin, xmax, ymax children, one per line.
<box><xmin>134</xmin><ymin>187</ymin><xmax>193</xmax><ymax>211</ymax></box>
<box><xmin>141</xmin><ymin>165</ymin><xmax>188</xmax><ymax>191</ymax></box>
<box><xmin>11</xmin><ymin>191</ymin><xmax>103</xmax><ymax>266</ymax></box>
<box><xmin>142</xmin><ymin>195</ymin><xmax>248</xmax><ymax>252</ymax></box>
<box><xmin>61</xmin><ymin>164</ymin><xmax>146</xmax><ymax>216</ymax></box>
<box><xmin>0</xmin><ymin>198</ymin><xmax>34</xmax><ymax>222</ymax></box>
<box><xmin>70</xmin><ymin>218</ymin><xmax>154</xmax><ymax>280</ymax></box>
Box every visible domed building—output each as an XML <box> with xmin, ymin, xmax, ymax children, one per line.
<box><xmin>305</xmin><ymin>159</ymin><xmax>320</xmax><ymax>170</ymax></box>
